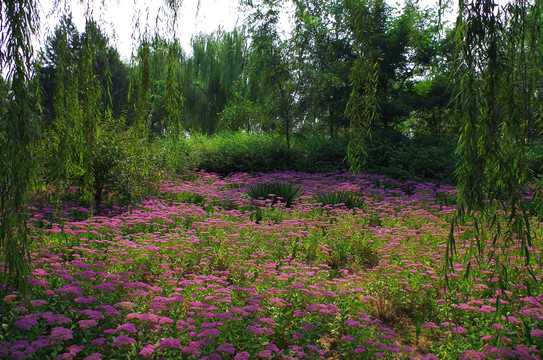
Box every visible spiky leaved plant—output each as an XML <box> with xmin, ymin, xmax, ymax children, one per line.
<box><xmin>314</xmin><ymin>191</ymin><xmax>366</xmax><ymax>210</ymax></box>
<box><xmin>246</xmin><ymin>182</ymin><xmax>303</xmax><ymax>207</ymax></box>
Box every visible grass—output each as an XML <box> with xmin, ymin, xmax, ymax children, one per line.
<box><xmin>0</xmin><ymin>171</ymin><xmax>541</xmax><ymax>359</ymax></box>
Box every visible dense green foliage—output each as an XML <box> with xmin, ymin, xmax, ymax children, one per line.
<box><xmin>154</xmin><ymin>131</ymin><xmax>456</xmax><ymax>183</ymax></box>
<box><xmin>1</xmin><ymin>1</ymin><xmax>543</xmax><ymax>359</ymax></box>
<box><xmin>0</xmin><ymin>0</ymin><xmax>38</xmax><ymax>291</ymax></box>
<box><xmin>1</xmin><ymin>0</ymin><xmax>542</xmax><ymax>301</ymax></box>
<box><xmin>441</xmin><ymin>0</ymin><xmax>543</xmax><ymax>301</ymax></box>
<box><xmin>30</xmin><ymin>0</ymin><xmax>462</xmax><ymax>182</ymax></box>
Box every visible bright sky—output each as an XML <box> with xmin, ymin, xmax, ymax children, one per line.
<box><xmin>38</xmin><ymin>0</ymin><xmax>286</xmax><ymax>60</ymax></box>
<box><xmin>37</xmin><ymin>0</ymin><xmax>452</xmax><ymax>61</ymax></box>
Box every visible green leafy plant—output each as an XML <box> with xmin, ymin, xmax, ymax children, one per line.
<box><xmin>246</xmin><ymin>182</ymin><xmax>302</xmax><ymax>207</ymax></box>
<box><xmin>314</xmin><ymin>191</ymin><xmax>366</xmax><ymax>210</ymax></box>
<box><xmin>184</xmin><ymin>132</ymin><xmax>294</xmax><ymax>175</ymax></box>
<box><xmin>522</xmin><ymin>197</ymin><xmax>543</xmax><ymax>222</ymax></box>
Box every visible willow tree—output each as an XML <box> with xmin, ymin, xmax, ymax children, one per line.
<box><xmin>345</xmin><ymin>0</ymin><xmax>381</xmax><ymax>174</ymax></box>
<box><xmin>448</xmin><ymin>0</ymin><xmax>543</xmax><ymax>280</ymax></box>
<box><xmin>182</xmin><ymin>29</ymin><xmax>248</xmax><ymax>134</ymax></box>
<box><xmin>41</xmin><ymin>17</ymin><xmax>107</xmax><ymax>210</ymax></box>
<box><xmin>0</xmin><ymin>0</ymin><xmax>38</xmax><ymax>290</ymax></box>
<box><xmin>1</xmin><ymin>0</ymin><xmax>187</xmax><ymax>291</ymax></box>
<box><xmin>164</xmin><ymin>40</ymin><xmax>184</xmax><ymax>137</ymax></box>
<box><xmin>132</xmin><ymin>39</ymin><xmax>153</xmax><ymax>138</ymax></box>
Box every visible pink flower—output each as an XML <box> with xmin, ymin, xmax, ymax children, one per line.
<box><xmin>116</xmin><ymin>323</ymin><xmax>137</xmax><ymax>334</ymax></box>
<box><xmin>57</xmin><ymin>284</ymin><xmax>83</xmax><ymax>296</ymax></box>
<box><xmin>112</xmin><ymin>335</ymin><xmax>135</xmax><ymax>347</ymax></box>
<box><xmin>74</xmin><ymin>296</ymin><xmax>99</xmax><ymax>304</ymax></box>
<box><xmin>259</xmin><ymin>317</ymin><xmax>275</xmax><ymax>326</ymax></box>
<box><xmin>78</xmin><ymin>320</ymin><xmax>98</xmax><ymax>329</ymax></box>
<box><xmin>158</xmin><ymin>338</ymin><xmax>181</xmax><ymax>349</ymax></box>
<box><xmin>55</xmin><ymin>353</ymin><xmax>74</xmax><ymax>360</ymax></box>
<box><xmin>114</xmin><ymin>301</ymin><xmax>136</xmax><ymax>310</ymax></box>
<box><xmin>98</xmin><ymin>305</ymin><xmax>121</xmax><ymax>316</ymax></box>
<box><xmin>91</xmin><ymin>338</ymin><xmax>105</xmax><ymax>346</ymax></box>
<box><xmin>531</xmin><ymin>329</ymin><xmax>543</xmax><ymax>338</ymax></box>
<box><xmin>14</xmin><ymin>317</ymin><xmax>38</xmax><ymax>330</ymax></box>
<box><xmin>459</xmin><ymin>350</ymin><xmax>486</xmax><ymax>360</ymax></box>
<box><xmin>67</xmin><ymin>345</ymin><xmax>85</xmax><ymax>355</ymax></box>
<box><xmin>182</xmin><ymin>346</ymin><xmax>201</xmax><ymax>356</ymax></box>
<box><xmin>139</xmin><ymin>345</ymin><xmax>155</xmax><ymax>357</ymax></box>
<box><xmin>42</xmin><ymin>313</ymin><xmax>71</xmax><ymax>325</ymax></box>
<box><xmin>79</xmin><ymin>309</ymin><xmax>104</xmax><ymax>320</ymax></box>
<box><xmin>92</xmin><ymin>282</ymin><xmax>117</xmax><ymax>292</ymax></box>
<box><xmin>453</xmin><ymin>326</ymin><xmax>468</xmax><ymax>335</ymax></box>
<box><xmin>83</xmin><ymin>354</ymin><xmax>102</xmax><ymax>360</ymax></box>
<box><xmin>265</xmin><ymin>344</ymin><xmax>280</xmax><ymax>352</ymax></box>
<box><xmin>234</xmin><ymin>352</ymin><xmax>250</xmax><ymax>360</ymax></box>
<box><xmin>258</xmin><ymin>350</ymin><xmax>273</xmax><ymax>358</ymax></box>
<box><xmin>49</xmin><ymin>327</ymin><xmax>73</xmax><ymax>341</ymax></box>
<box><xmin>32</xmin><ymin>336</ymin><xmax>54</xmax><ymax>348</ymax></box>
<box><xmin>421</xmin><ymin>322</ymin><xmax>439</xmax><ymax>329</ymax></box>
<box><xmin>217</xmin><ymin>343</ymin><xmax>236</xmax><ymax>355</ymax></box>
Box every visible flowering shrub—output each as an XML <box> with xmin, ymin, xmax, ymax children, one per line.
<box><xmin>0</xmin><ymin>171</ymin><xmax>541</xmax><ymax>359</ymax></box>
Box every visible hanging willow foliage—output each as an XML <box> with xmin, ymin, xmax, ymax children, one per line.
<box><xmin>164</xmin><ymin>40</ymin><xmax>183</xmax><ymax>138</ymax></box>
<box><xmin>447</xmin><ymin>0</ymin><xmax>543</xmax><ymax>284</ymax></box>
<box><xmin>48</xmin><ymin>17</ymin><xmax>82</xmax><ymax>198</ymax></box>
<box><xmin>46</xmin><ymin>18</ymin><xmax>104</xmax><ymax>212</ymax></box>
<box><xmin>78</xmin><ymin>20</ymin><xmax>103</xmax><ymax>206</ymax></box>
<box><xmin>133</xmin><ymin>39</ymin><xmax>152</xmax><ymax>139</ymax></box>
<box><xmin>183</xmin><ymin>29</ymin><xmax>249</xmax><ymax>135</ymax></box>
<box><xmin>0</xmin><ymin>0</ymin><xmax>39</xmax><ymax>291</ymax></box>
<box><xmin>345</xmin><ymin>0</ymin><xmax>381</xmax><ymax>175</ymax></box>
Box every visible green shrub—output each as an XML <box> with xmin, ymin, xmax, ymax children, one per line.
<box><xmin>187</xmin><ymin>132</ymin><xmax>293</xmax><ymax>175</ymax></box>
<box><xmin>314</xmin><ymin>191</ymin><xmax>366</xmax><ymax>210</ymax></box>
<box><xmin>37</xmin><ymin>118</ymin><xmax>162</xmax><ymax>207</ymax></box>
<box><xmin>156</xmin><ymin>134</ymin><xmax>195</xmax><ymax>174</ymax></box>
<box><xmin>292</xmin><ymin>135</ymin><xmax>347</xmax><ymax>173</ymax></box>
<box><xmin>156</xmin><ymin>129</ymin><xmax>456</xmax><ymax>183</ymax></box>
<box><xmin>90</xmin><ymin>120</ymin><xmax>164</xmax><ymax>206</ymax></box>
<box><xmin>246</xmin><ymin>182</ymin><xmax>303</xmax><ymax>207</ymax></box>
<box><xmin>365</xmin><ymin>129</ymin><xmax>456</xmax><ymax>184</ymax></box>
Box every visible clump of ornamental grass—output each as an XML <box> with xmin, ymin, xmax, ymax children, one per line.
<box><xmin>246</xmin><ymin>181</ymin><xmax>303</xmax><ymax>207</ymax></box>
<box><xmin>314</xmin><ymin>190</ymin><xmax>366</xmax><ymax>210</ymax></box>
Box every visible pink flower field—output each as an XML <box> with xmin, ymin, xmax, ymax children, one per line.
<box><xmin>1</xmin><ymin>171</ymin><xmax>542</xmax><ymax>359</ymax></box>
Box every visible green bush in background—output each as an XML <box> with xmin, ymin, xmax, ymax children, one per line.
<box><xmin>365</xmin><ymin>129</ymin><xmax>456</xmax><ymax>184</ymax></box>
<box><xmin>160</xmin><ymin>132</ymin><xmax>293</xmax><ymax>176</ymax></box>
<box><xmin>157</xmin><ymin>130</ymin><xmax>458</xmax><ymax>183</ymax></box>
<box><xmin>292</xmin><ymin>135</ymin><xmax>348</xmax><ymax>173</ymax></box>
<box><xmin>37</xmin><ymin>118</ymin><xmax>163</xmax><ymax>207</ymax></box>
